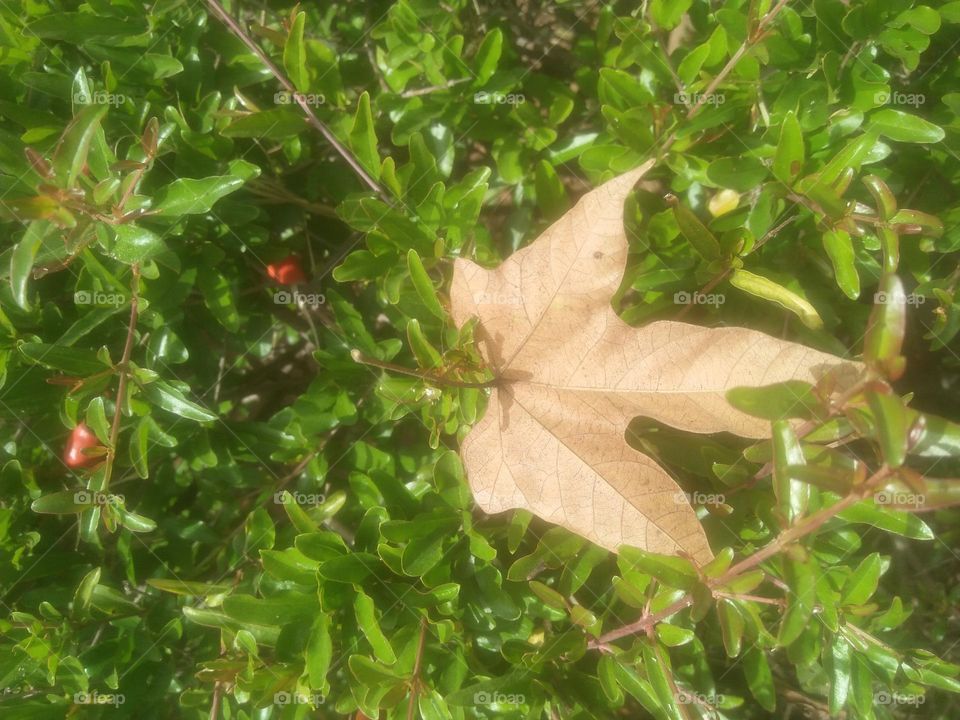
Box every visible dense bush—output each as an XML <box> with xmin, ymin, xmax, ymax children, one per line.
<box><xmin>1</xmin><ymin>0</ymin><xmax>960</xmax><ymax>718</ymax></box>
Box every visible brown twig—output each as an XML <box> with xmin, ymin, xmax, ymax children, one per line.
<box><xmin>685</xmin><ymin>0</ymin><xmax>791</xmax><ymax>120</ymax></box>
<box><xmin>590</xmin><ymin>465</ymin><xmax>893</xmax><ymax>647</ymax></box>
<box><xmin>205</xmin><ymin>0</ymin><xmax>385</xmax><ymax>199</ymax></box>
<box><xmin>407</xmin><ymin>616</ymin><xmax>429</xmax><ymax>720</ymax></box>
<box><xmin>103</xmin><ymin>266</ymin><xmax>140</xmax><ymax>492</ymax></box>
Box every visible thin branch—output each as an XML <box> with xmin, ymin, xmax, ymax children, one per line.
<box><xmin>591</xmin><ymin>465</ymin><xmax>893</xmax><ymax>646</ymax></box>
<box><xmin>205</xmin><ymin>0</ymin><xmax>385</xmax><ymax>198</ymax></box>
<box><xmin>407</xmin><ymin>616</ymin><xmax>429</xmax><ymax>720</ymax></box>
<box><xmin>685</xmin><ymin>0</ymin><xmax>791</xmax><ymax>120</ymax></box>
<box><xmin>103</xmin><ymin>266</ymin><xmax>140</xmax><ymax>492</ymax></box>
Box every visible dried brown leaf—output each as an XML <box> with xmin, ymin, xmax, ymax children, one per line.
<box><xmin>451</xmin><ymin>163</ymin><xmax>859</xmax><ymax>564</ymax></box>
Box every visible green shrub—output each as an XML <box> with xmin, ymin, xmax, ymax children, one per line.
<box><xmin>1</xmin><ymin>0</ymin><xmax>959</xmax><ymax>718</ymax></box>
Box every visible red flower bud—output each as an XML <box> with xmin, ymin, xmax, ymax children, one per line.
<box><xmin>267</xmin><ymin>255</ymin><xmax>307</xmax><ymax>285</ymax></box>
<box><xmin>64</xmin><ymin>422</ymin><xmax>103</xmax><ymax>469</ymax></box>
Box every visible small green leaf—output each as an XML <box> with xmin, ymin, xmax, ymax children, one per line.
<box><xmin>866</xmin><ymin>392</ymin><xmax>909</xmax><ymax>468</ymax></box>
<box><xmin>118</xmin><ymin>508</ymin><xmax>156</xmax><ymax>533</ymax></box>
<box><xmin>864</xmin><ymin>274</ymin><xmax>907</xmax><ymax>376</ymax></box>
<box><xmin>727</xmin><ymin>380</ymin><xmax>820</xmax><ymax>421</ymax></box>
<box><xmin>618</xmin><ymin>547</ymin><xmax>697</xmax><ymax>590</ymax></box>
<box><xmin>667</xmin><ymin>195</ymin><xmax>721</xmax><ymax>260</ymax></box>
<box><xmin>473</xmin><ymin>28</ymin><xmax>503</xmax><ymax>83</ymax></box>
<box><xmin>730</xmin><ymin>269</ymin><xmax>823</xmax><ymax>329</ymax></box>
<box><xmin>18</xmin><ymin>342</ymin><xmax>110</xmax><ymax>375</ymax></box>
<box><xmin>743</xmin><ymin>647</ymin><xmax>776</xmax><ymax>711</ymax></box>
<box><xmin>529</xmin><ymin>580</ymin><xmax>567</xmax><ymax>610</ymax></box>
<box><xmin>141</xmin><ymin>380</ymin><xmax>216</xmax><ymax>422</ymax></box>
<box><xmin>717</xmin><ymin>598</ymin><xmax>744</xmax><ymax>657</ymax></box>
<box><xmin>842</xmin><ymin>552</ymin><xmax>883</xmax><ymax>605</ymax></box>
<box><xmin>72</xmin><ymin>567</ymin><xmax>101</xmax><ymax>618</ymax></box>
<box><xmin>129</xmin><ymin>418</ymin><xmax>149</xmax><ymax>479</ymax></box>
<box><xmin>349</xmin><ymin>91</ymin><xmax>380</xmax><ymax>180</ymax></box>
<box><xmin>31</xmin><ymin>491</ymin><xmax>89</xmax><ymax>514</ymax></box>
<box><xmin>870</xmin><ymin>109</ymin><xmax>945</xmax><ymax>143</ymax></box>
<box><xmin>152</xmin><ymin>175</ymin><xmax>245</xmax><ymax>216</ymax></box>
<box><xmin>773</xmin><ymin>111</ymin><xmax>804</xmax><ymax>185</ymax></box>
<box><xmin>354</xmin><ymin>590</ymin><xmax>397</xmax><ymax>664</ymax></box>
<box><xmin>406</xmin><ymin>249</ymin><xmax>445</xmax><ymax>320</ymax></box>
<box><xmin>306</xmin><ymin>613</ymin><xmax>333</xmax><ymax>688</ymax></box>
<box><xmin>283</xmin><ymin>11</ymin><xmax>308</xmax><ymax>92</ymax></box>
<box><xmin>10</xmin><ymin>222</ymin><xmax>47</xmax><ymax>310</ymax></box>
<box><xmin>406</xmin><ymin>318</ymin><xmax>441</xmax><ymax>369</ymax></box>
<box><xmin>85</xmin><ymin>397</ymin><xmax>111</xmax><ymax>445</ymax></box>
<box><xmin>822</xmin><ymin>229</ymin><xmax>860</xmax><ymax>299</ymax></box>
<box><xmin>772</xmin><ymin>420</ymin><xmax>809</xmax><ymax>524</ymax></box>
<box><xmin>52</xmin><ymin>104</ymin><xmax>108</xmax><ymax>188</ymax></box>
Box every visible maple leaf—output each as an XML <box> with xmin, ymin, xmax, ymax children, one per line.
<box><xmin>450</xmin><ymin>162</ymin><xmax>860</xmax><ymax>564</ymax></box>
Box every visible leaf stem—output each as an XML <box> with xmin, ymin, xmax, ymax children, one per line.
<box><xmin>350</xmin><ymin>349</ymin><xmax>498</xmax><ymax>389</ymax></box>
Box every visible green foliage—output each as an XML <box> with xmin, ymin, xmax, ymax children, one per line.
<box><xmin>0</xmin><ymin>1</ymin><xmax>959</xmax><ymax>719</ymax></box>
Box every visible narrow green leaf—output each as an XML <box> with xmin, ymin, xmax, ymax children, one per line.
<box><xmin>870</xmin><ymin>109</ymin><xmax>945</xmax><ymax>143</ymax></box>
<box><xmin>730</xmin><ymin>269</ymin><xmax>823</xmax><ymax>329</ymax></box>
<box><xmin>306</xmin><ymin>612</ymin><xmax>333</xmax><ymax>688</ymax></box>
<box><xmin>864</xmin><ymin>274</ymin><xmax>907</xmax><ymax>376</ymax></box>
<box><xmin>10</xmin><ymin>222</ymin><xmax>46</xmax><ymax>309</ymax></box>
<box><xmin>667</xmin><ymin>195</ymin><xmax>721</xmax><ymax>260</ymax></box>
<box><xmin>18</xmin><ymin>342</ymin><xmax>109</xmax><ymax>375</ymax></box>
<box><xmin>354</xmin><ymin>590</ymin><xmax>397</xmax><ymax>664</ymax></box>
<box><xmin>842</xmin><ymin>552</ymin><xmax>882</xmax><ymax>605</ymax></box>
<box><xmin>866</xmin><ymin>392</ymin><xmax>909</xmax><ymax>468</ymax></box>
<box><xmin>822</xmin><ymin>229</ymin><xmax>860</xmax><ymax>299</ymax></box>
<box><xmin>406</xmin><ymin>249</ymin><xmax>445</xmax><ymax>320</ymax></box>
<box><xmin>772</xmin><ymin>420</ymin><xmax>809</xmax><ymax>524</ymax></box>
<box><xmin>283</xmin><ymin>11</ymin><xmax>308</xmax><ymax>92</ymax></box>
<box><xmin>743</xmin><ymin>648</ymin><xmax>776</xmax><ymax>711</ymax></box>
<box><xmin>152</xmin><ymin>175</ymin><xmax>245</xmax><ymax>216</ymax></box>
<box><xmin>473</xmin><ymin>28</ymin><xmax>503</xmax><ymax>83</ymax></box>
<box><xmin>141</xmin><ymin>380</ymin><xmax>216</xmax><ymax>422</ymax></box>
<box><xmin>72</xmin><ymin>567</ymin><xmax>101</xmax><ymax>618</ymax></box>
<box><xmin>773</xmin><ymin>111</ymin><xmax>804</xmax><ymax>185</ymax></box>
<box><xmin>85</xmin><ymin>397</ymin><xmax>111</xmax><ymax>445</ymax></box>
<box><xmin>52</xmin><ymin>104</ymin><xmax>108</xmax><ymax>188</ymax></box>
<box><xmin>717</xmin><ymin>598</ymin><xmax>744</xmax><ymax>657</ymax></box>
<box><xmin>349</xmin><ymin>91</ymin><xmax>380</xmax><ymax>180</ymax></box>
<box><xmin>146</xmin><ymin>578</ymin><xmax>231</xmax><ymax>596</ymax></box>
